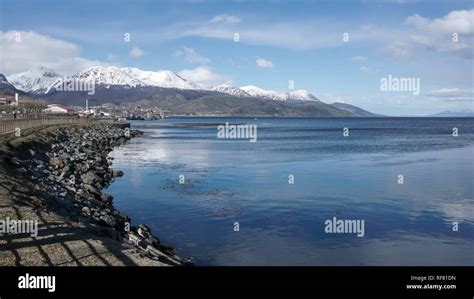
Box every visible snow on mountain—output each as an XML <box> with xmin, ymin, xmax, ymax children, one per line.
<box><xmin>287</xmin><ymin>90</ymin><xmax>319</xmax><ymax>101</ymax></box>
<box><xmin>7</xmin><ymin>66</ymin><xmax>320</xmax><ymax>102</ymax></box>
<box><xmin>7</xmin><ymin>66</ymin><xmax>63</xmax><ymax>93</ymax></box>
<box><xmin>240</xmin><ymin>85</ymin><xmax>287</xmax><ymax>101</ymax></box>
<box><xmin>0</xmin><ymin>74</ymin><xmax>16</xmax><ymax>89</ymax></box>
<box><xmin>210</xmin><ymin>84</ymin><xmax>251</xmax><ymax>97</ymax></box>
<box><xmin>239</xmin><ymin>85</ymin><xmax>319</xmax><ymax>101</ymax></box>
<box><xmin>71</xmin><ymin>66</ymin><xmax>144</xmax><ymax>87</ymax></box>
<box><xmin>121</xmin><ymin>67</ymin><xmax>198</xmax><ymax>90</ymax></box>
<box><xmin>63</xmin><ymin>66</ymin><xmax>198</xmax><ymax>89</ymax></box>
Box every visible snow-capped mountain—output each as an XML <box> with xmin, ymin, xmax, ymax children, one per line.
<box><xmin>121</xmin><ymin>67</ymin><xmax>198</xmax><ymax>90</ymax></box>
<box><xmin>7</xmin><ymin>66</ymin><xmax>63</xmax><ymax>93</ymax></box>
<box><xmin>287</xmin><ymin>90</ymin><xmax>319</xmax><ymax>101</ymax></box>
<box><xmin>0</xmin><ymin>74</ymin><xmax>15</xmax><ymax>89</ymax></box>
<box><xmin>239</xmin><ymin>85</ymin><xmax>319</xmax><ymax>101</ymax></box>
<box><xmin>72</xmin><ymin>66</ymin><xmax>144</xmax><ymax>87</ymax></box>
<box><xmin>210</xmin><ymin>84</ymin><xmax>251</xmax><ymax>97</ymax></box>
<box><xmin>240</xmin><ymin>85</ymin><xmax>287</xmax><ymax>101</ymax></box>
<box><xmin>6</xmin><ymin>66</ymin><xmax>319</xmax><ymax>102</ymax></box>
<box><xmin>8</xmin><ymin>65</ymin><xmax>200</xmax><ymax>92</ymax></box>
<box><xmin>56</xmin><ymin>66</ymin><xmax>198</xmax><ymax>90</ymax></box>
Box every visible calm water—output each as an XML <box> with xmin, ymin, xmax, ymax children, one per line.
<box><xmin>106</xmin><ymin>117</ymin><xmax>474</xmax><ymax>266</ymax></box>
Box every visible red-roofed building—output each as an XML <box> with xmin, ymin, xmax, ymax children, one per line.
<box><xmin>0</xmin><ymin>96</ymin><xmax>17</xmax><ymax>106</ymax></box>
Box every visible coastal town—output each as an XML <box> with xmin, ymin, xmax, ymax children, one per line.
<box><xmin>0</xmin><ymin>93</ymin><xmax>167</xmax><ymax>121</ymax></box>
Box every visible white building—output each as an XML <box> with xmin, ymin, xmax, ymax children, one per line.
<box><xmin>43</xmin><ymin>105</ymin><xmax>70</xmax><ymax>114</ymax></box>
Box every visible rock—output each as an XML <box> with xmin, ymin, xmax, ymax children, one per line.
<box><xmin>68</xmin><ymin>175</ymin><xmax>76</xmax><ymax>185</ymax></box>
<box><xmin>112</xmin><ymin>170</ymin><xmax>124</xmax><ymax>178</ymax></box>
<box><xmin>138</xmin><ymin>224</ymin><xmax>151</xmax><ymax>238</ymax></box>
<box><xmin>115</xmin><ymin>211</ymin><xmax>129</xmax><ymax>222</ymax></box>
<box><xmin>32</xmin><ymin>170</ymin><xmax>48</xmax><ymax>178</ymax></box>
<box><xmin>81</xmin><ymin>171</ymin><xmax>101</xmax><ymax>185</ymax></box>
<box><xmin>146</xmin><ymin>245</ymin><xmax>181</xmax><ymax>266</ymax></box>
<box><xmin>159</xmin><ymin>244</ymin><xmax>175</xmax><ymax>256</ymax></box>
<box><xmin>139</xmin><ymin>224</ymin><xmax>150</xmax><ymax>232</ymax></box>
<box><xmin>62</xmin><ymin>165</ymin><xmax>71</xmax><ymax>174</ymax></box>
<box><xmin>100</xmin><ymin>214</ymin><xmax>117</xmax><ymax>227</ymax></box>
<box><xmin>81</xmin><ymin>206</ymin><xmax>91</xmax><ymax>215</ymax></box>
<box><xmin>138</xmin><ymin>238</ymin><xmax>152</xmax><ymax>250</ymax></box>
<box><xmin>128</xmin><ymin>232</ymin><xmax>141</xmax><ymax>246</ymax></box>
<box><xmin>82</xmin><ymin>184</ymin><xmax>101</xmax><ymax>196</ymax></box>
<box><xmin>148</xmin><ymin>236</ymin><xmax>161</xmax><ymax>248</ymax></box>
<box><xmin>17</xmin><ymin>167</ymin><xmax>28</xmax><ymax>173</ymax></box>
<box><xmin>184</xmin><ymin>258</ymin><xmax>194</xmax><ymax>266</ymax></box>
<box><xmin>100</xmin><ymin>193</ymin><xmax>113</xmax><ymax>204</ymax></box>
<box><xmin>49</xmin><ymin>158</ymin><xmax>65</xmax><ymax>169</ymax></box>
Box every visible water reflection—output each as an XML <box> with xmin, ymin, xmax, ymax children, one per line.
<box><xmin>106</xmin><ymin>118</ymin><xmax>474</xmax><ymax>265</ymax></box>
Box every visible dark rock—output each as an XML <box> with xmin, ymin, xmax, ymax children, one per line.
<box><xmin>159</xmin><ymin>244</ymin><xmax>175</xmax><ymax>256</ymax></box>
<box><xmin>148</xmin><ymin>236</ymin><xmax>161</xmax><ymax>248</ymax></box>
<box><xmin>112</xmin><ymin>170</ymin><xmax>124</xmax><ymax>178</ymax></box>
<box><xmin>81</xmin><ymin>171</ymin><xmax>101</xmax><ymax>185</ymax></box>
<box><xmin>100</xmin><ymin>193</ymin><xmax>113</xmax><ymax>204</ymax></box>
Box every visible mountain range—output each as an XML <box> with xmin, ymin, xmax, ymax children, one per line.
<box><xmin>428</xmin><ymin>110</ymin><xmax>474</xmax><ymax>117</ymax></box>
<box><xmin>2</xmin><ymin>65</ymin><xmax>381</xmax><ymax>117</ymax></box>
<box><xmin>0</xmin><ymin>74</ymin><xmax>29</xmax><ymax>97</ymax></box>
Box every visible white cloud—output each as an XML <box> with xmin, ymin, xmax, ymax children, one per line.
<box><xmin>359</xmin><ymin>66</ymin><xmax>381</xmax><ymax>75</ymax></box>
<box><xmin>381</xmin><ymin>42</ymin><xmax>413</xmax><ymax>59</ymax></box>
<box><xmin>129</xmin><ymin>46</ymin><xmax>144</xmax><ymax>57</ymax></box>
<box><xmin>211</xmin><ymin>15</ymin><xmax>241</xmax><ymax>23</ymax></box>
<box><xmin>405</xmin><ymin>10</ymin><xmax>474</xmax><ymax>35</ymax></box>
<box><xmin>383</xmin><ymin>9</ymin><xmax>474</xmax><ymax>60</ymax></box>
<box><xmin>256</xmin><ymin>58</ymin><xmax>274</xmax><ymax>69</ymax></box>
<box><xmin>162</xmin><ymin>20</ymin><xmax>366</xmax><ymax>51</ymax></box>
<box><xmin>425</xmin><ymin>88</ymin><xmax>474</xmax><ymax>102</ymax></box>
<box><xmin>351</xmin><ymin>56</ymin><xmax>368</xmax><ymax>61</ymax></box>
<box><xmin>0</xmin><ymin>31</ymin><xmax>107</xmax><ymax>75</ymax></box>
<box><xmin>157</xmin><ymin>10</ymin><xmax>472</xmax><ymax>57</ymax></box>
<box><xmin>178</xmin><ymin>66</ymin><xmax>231</xmax><ymax>87</ymax></box>
<box><xmin>174</xmin><ymin>47</ymin><xmax>210</xmax><ymax>64</ymax></box>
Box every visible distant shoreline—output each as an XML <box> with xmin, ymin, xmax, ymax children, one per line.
<box><xmin>129</xmin><ymin>115</ymin><xmax>474</xmax><ymax>119</ymax></box>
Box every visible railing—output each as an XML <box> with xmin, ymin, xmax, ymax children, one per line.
<box><xmin>0</xmin><ymin>114</ymin><xmax>90</xmax><ymax>135</ymax></box>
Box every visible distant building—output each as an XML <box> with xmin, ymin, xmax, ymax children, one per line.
<box><xmin>43</xmin><ymin>104</ymin><xmax>73</xmax><ymax>114</ymax></box>
<box><xmin>0</xmin><ymin>93</ymin><xmax>19</xmax><ymax>106</ymax></box>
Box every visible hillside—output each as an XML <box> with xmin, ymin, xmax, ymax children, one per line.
<box><xmin>330</xmin><ymin>102</ymin><xmax>384</xmax><ymax>117</ymax></box>
<box><xmin>165</xmin><ymin>95</ymin><xmax>352</xmax><ymax>117</ymax></box>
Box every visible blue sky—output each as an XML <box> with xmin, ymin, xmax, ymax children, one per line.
<box><xmin>0</xmin><ymin>0</ymin><xmax>473</xmax><ymax>115</ymax></box>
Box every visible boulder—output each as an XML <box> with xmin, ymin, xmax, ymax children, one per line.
<box><xmin>49</xmin><ymin>159</ymin><xmax>65</xmax><ymax>169</ymax></box>
<box><xmin>112</xmin><ymin>170</ymin><xmax>124</xmax><ymax>178</ymax></box>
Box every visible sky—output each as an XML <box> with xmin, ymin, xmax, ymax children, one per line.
<box><xmin>0</xmin><ymin>0</ymin><xmax>473</xmax><ymax>116</ymax></box>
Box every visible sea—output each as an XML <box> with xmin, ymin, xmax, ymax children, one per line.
<box><xmin>105</xmin><ymin>117</ymin><xmax>474</xmax><ymax>266</ymax></box>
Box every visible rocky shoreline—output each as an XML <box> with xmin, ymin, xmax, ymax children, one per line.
<box><xmin>0</xmin><ymin>121</ymin><xmax>189</xmax><ymax>266</ymax></box>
